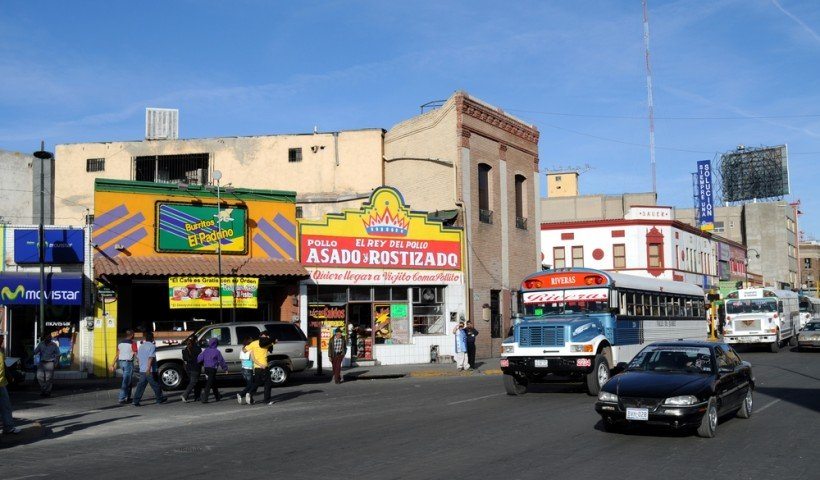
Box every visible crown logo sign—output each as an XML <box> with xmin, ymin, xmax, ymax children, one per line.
<box><xmin>363</xmin><ymin>206</ymin><xmax>409</xmax><ymax>236</ymax></box>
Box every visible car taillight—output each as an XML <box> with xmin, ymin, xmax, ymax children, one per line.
<box><xmin>304</xmin><ymin>343</ymin><xmax>310</xmax><ymax>358</ymax></box>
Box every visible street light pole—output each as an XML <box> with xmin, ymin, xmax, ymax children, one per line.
<box><xmin>213</xmin><ymin>170</ymin><xmax>224</xmax><ymax>324</ymax></box>
<box><xmin>33</xmin><ymin>142</ymin><xmax>54</xmax><ymax>338</ymax></box>
<box><xmin>745</xmin><ymin>248</ymin><xmax>760</xmax><ymax>288</ymax></box>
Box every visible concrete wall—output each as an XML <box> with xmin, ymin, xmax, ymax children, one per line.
<box><xmin>54</xmin><ymin>129</ymin><xmax>385</xmax><ymax>225</ymax></box>
<box><xmin>0</xmin><ymin>149</ymin><xmax>53</xmax><ymax>225</ymax></box>
<box><xmin>675</xmin><ymin>205</ymin><xmax>744</xmax><ymax>244</ymax></box>
<box><xmin>541</xmin><ymin>192</ymin><xmax>657</xmax><ymax>223</ymax></box>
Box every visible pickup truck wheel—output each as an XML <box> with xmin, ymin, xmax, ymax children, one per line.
<box><xmin>270</xmin><ymin>365</ymin><xmax>290</xmax><ymax>386</ymax></box>
<box><xmin>697</xmin><ymin>397</ymin><xmax>718</xmax><ymax>438</ymax></box>
<box><xmin>503</xmin><ymin>373</ymin><xmax>528</xmax><ymax>395</ymax></box>
<box><xmin>158</xmin><ymin>363</ymin><xmax>186</xmax><ymax>391</ymax></box>
<box><xmin>585</xmin><ymin>355</ymin><xmax>609</xmax><ymax>396</ymax></box>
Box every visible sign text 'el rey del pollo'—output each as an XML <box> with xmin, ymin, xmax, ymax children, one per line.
<box><xmin>299</xmin><ymin>187</ymin><xmax>465</xmax><ymax>285</ymax></box>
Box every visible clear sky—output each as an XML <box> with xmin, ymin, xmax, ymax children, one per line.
<box><xmin>1</xmin><ymin>0</ymin><xmax>818</xmax><ymax>235</ymax></box>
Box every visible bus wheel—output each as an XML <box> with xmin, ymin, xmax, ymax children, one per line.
<box><xmin>788</xmin><ymin>330</ymin><xmax>798</xmax><ymax>347</ymax></box>
<box><xmin>769</xmin><ymin>336</ymin><xmax>779</xmax><ymax>353</ymax></box>
<box><xmin>585</xmin><ymin>355</ymin><xmax>609</xmax><ymax>396</ymax></box>
<box><xmin>503</xmin><ymin>373</ymin><xmax>528</xmax><ymax>395</ymax></box>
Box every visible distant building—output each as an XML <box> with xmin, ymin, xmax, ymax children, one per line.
<box><xmin>541</xmin><ymin>192</ymin><xmax>657</xmax><ymax>224</ymax></box>
<box><xmin>541</xmin><ymin>206</ymin><xmax>720</xmax><ymax>290</ymax></box>
<box><xmin>801</xmin><ymin>240</ymin><xmax>820</xmax><ymax>292</ymax></box>
<box><xmin>546</xmin><ymin>171</ymin><xmax>579</xmax><ymax>197</ymax></box>
<box><xmin>0</xmin><ymin>149</ymin><xmax>54</xmax><ymax>225</ymax></box>
<box><xmin>676</xmin><ymin>202</ymin><xmax>797</xmax><ymax>289</ymax></box>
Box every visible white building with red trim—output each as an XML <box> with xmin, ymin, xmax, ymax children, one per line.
<box><xmin>540</xmin><ymin>206</ymin><xmax>719</xmax><ymax>289</ymax></box>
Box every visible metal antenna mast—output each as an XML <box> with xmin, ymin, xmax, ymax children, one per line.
<box><xmin>643</xmin><ymin>0</ymin><xmax>657</xmax><ymax>194</ymax></box>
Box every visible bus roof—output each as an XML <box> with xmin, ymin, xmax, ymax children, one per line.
<box><xmin>520</xmin><ymin>268</ymin><xmax>704</xmax><ymax>297</ymax></box>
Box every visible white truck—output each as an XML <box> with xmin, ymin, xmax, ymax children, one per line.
<box><xmin>723</xmin><ymin>288</ymin><xmax>799</xmax><ymax>353</ymax></box>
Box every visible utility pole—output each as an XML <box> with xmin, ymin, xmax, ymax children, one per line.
<box><xmin>642</xmin><ymin>0</ymin><xmax>657</xmax><ymax>194</ymax></box>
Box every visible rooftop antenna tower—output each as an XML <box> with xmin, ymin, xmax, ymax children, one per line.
<box><xmin>642</xmin><ymin>0</ymin><xmax>657</xmax><ymax>194</ymax></box>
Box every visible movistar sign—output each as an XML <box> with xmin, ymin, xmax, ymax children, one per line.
<box><xmin>0</xmin><ymin>272</ymin><xmax>83</xmax><ymax>306</ymax></box>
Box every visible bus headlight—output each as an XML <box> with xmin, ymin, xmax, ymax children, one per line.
<box><xmin>502</xmin><ymin>345</ymin><xmax>515</xmax><ymax>354</ymax></box>
<box><xmin>571</xmin><ymin>344</ymin><xmax>594</xmax><ymax>353</ymax></box>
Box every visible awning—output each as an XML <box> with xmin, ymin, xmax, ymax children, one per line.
<box><xmin>94</xmin><ymin>255</ymin><xmax>309</xmax><ymax>279</ymax></box>
<box><xmin>0</xmin><ymin>272</ymin><xmax>84</xmax><ymax>306</ymax></box>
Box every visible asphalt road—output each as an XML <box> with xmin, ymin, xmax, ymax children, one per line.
<box><xmin>2</xmin><ymin>347</ymin><xmax>818</xmax><ymax>480</ymax></box>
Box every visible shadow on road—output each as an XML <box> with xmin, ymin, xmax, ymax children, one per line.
<box><xmin>269</xmin><ymin>389</ymin><xmax>323</xmax><ymax>404</ymax></box>
<box><xmin>755</xmin><ymin>386</ymin><xmax>820</xmax><ymax>414</ymax></box>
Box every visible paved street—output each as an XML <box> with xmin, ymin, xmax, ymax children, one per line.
<box><xmin>2</xmin><ymin>348</ymin><xmax>818</xmax><ymax>480</ymax></box>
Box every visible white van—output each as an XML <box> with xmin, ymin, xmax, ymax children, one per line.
<box><xmin>723</xmin><ymin>288</ymin><xmax>799</xmax><ymax>353</ymax></box>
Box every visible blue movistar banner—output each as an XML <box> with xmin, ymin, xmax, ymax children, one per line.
<box><xmin>0</xmin><ymin>273</ymin><xmax>83</xmax><ymax>306</ymax></box>
<box><xmin>14</xmin><ymin>229</ymin><xmax>85</xmax><ymax>264</ymax></box>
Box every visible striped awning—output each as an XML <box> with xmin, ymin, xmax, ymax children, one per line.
<box><xmin>94</xmin><ymin>255</ymin><xmax>308</xmax><ymax>278</ymax></box>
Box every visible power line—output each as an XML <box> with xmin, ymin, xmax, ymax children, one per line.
<box><xmin>506</xmin><ymin>108</ymin><xmax>820</xmax><ymax>121</ymax></box>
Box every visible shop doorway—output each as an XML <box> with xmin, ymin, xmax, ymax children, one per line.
<box><xmin>348</xmin><ymin>303</ymin><xmax>372</xmax><ymax>360</ymax></box>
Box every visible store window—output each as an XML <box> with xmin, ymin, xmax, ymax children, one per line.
<box><xmin>309</xmin><ymin>285</ymin><xmax>347</xmax><ymax>303</ymax></box>
<box><xmin>613</xmin><ymin>244</ymin><xmax>626</xmax><ymax>269</ymax></box>
<box><xmin>413</xmin><ymin>286</ymin><xmax>445</xmax><ymax>335</ymax></box>
<box><xmin>349</xmin><ymin>286</ymin><xmax>372</xmax><ymax>301</ymax></box>
<box><xmin>572</xmin><ymin>246</ymin><xmax>584</xmax><ymax>268</ymax></box>
<box><xmin>553</xmin><ymin>247</ymin><xmax>566</xmax><ymax>268</ymax></box>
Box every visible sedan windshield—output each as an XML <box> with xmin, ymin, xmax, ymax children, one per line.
<box><xmin>803</xmin><ymin>323</ymin><xmax>820</xmax><ymax>331</ymax></box>
<box><xmin>628</xmin><ymin>346</ymin><xmax>713</xmax><ymax>374</ymax></box>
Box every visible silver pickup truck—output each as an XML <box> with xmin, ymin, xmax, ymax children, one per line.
<box><xmin>154</xmin><ymin>321</ymin><xmax>312</xmax><ymax>390</ymax></box>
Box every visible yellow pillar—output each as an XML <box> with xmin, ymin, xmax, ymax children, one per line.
<box><xmin>92</xmin><ymin>296</ymin><xmax>118</xmax><ymax>378</ymax></box>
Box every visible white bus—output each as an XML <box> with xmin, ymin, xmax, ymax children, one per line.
<box><xmin>500</xmin><ymin>268</ymin><xmax>706</xmax><ymax>396</ymax></box>
<box><xmin>798</xmin><ymin>295</ymin><xmax>820</xmax><ymax>329</ymax></box>
<box><xmin>723</xmin><ymin>288</ymin><xmax>799</xmax><ymax>352</ymax></box>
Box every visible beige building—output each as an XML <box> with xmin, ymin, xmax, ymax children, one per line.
<box><xmin>540</xmin><ymin>192</ymin><xmax>657</xmax><ymax>224</ymax></box>
<box><xmin>54</xmin><ymin>129</ymin><xmax>385</xmax><ymax>223</ymax></box>
<box><xmin>546</xmin><ymin>171</ymin><xmax>579</xmax><ymax>197</ymax></box>
<box><xmin>385</xmin><ymin>92</ymin><xmax>541</xmax><ymax>358</ymax></box>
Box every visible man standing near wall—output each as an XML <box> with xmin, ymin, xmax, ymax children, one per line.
<box><xmin>464</xmin><ymin>321</ymin><xmax>479</xmax><ymax>370</ymax></box>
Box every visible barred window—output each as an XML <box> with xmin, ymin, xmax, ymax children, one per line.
<box><xmin>413</xmin><ymin>287</ymin><xmax>445</xmax><ymax>335</ymax></box>
<box><xmin>288</xmin><ymin>148</ymin><xmax>303</xmax><ymax>163</ymax></box>
<box><xmin>86</xmin><ymin>158</ymin><xmax>105</xmax><ymax>172</ymax></box>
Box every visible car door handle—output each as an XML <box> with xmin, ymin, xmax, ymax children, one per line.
<box><xmin>225</xmin><ymin>348</ymin><xmax>234</xmax><ymax>353</ymax></box>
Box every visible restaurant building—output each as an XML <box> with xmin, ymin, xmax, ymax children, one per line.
<box><xmin>299</xmin><ymin>186</ymin><xmax>465</xmax><ymax>366</ymax></box>
<box><xmin>90</xmin><ymin>179</ymin><xmax>307</xmax><ymax>376</ymax></box>
<box><xmin>0</xmin><ymin>224</ymin><xmax>92</xmax><ymax>375</ymax></box>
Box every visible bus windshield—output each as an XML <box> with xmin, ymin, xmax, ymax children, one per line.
<box><xmin>799</xmin><ymin>299</ymin><xmax>812</xmax><ymax>312</ymax></box>
<box><xmin>524</xmin><ymin>299</ymin><xmax>609</xmax><ymax>317</ymax></box>
<box><xmin>726</xmin><ymin>299</ymin><xmax>777</xmax><ymax>314</ymax></box>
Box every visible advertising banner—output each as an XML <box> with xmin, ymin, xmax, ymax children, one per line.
<box><xmin>696</xmin><ymin>160</ymin><xmax>715</xmax><ymax>231</ymax></box>
<box><xmin>308</xmin><ymin>303</ymin><xmax>347</xmax><ymax>351</ymax></box>
<box><xmin>14</xmin><ymin>229</ymin><xmax>85</xmax><ymax>264</ymax></box>
<box><xmin>157</xmin><ymin>203</ymin><xmax>248</xmax><ymax>254</ymax></box>
<box><xmin>299</xmin><ymin>187</ymin><xmax>464</xmax><ymax>285</ymax></box>
<box><xmin>168</xmin><ymin>276</ymin><xmax>258</xmax><ymax>309</ymax></box>
<box><xmin>0</xmin><ymin>272</ymin><xmax>83</xmax><ymax>306</ymax></box>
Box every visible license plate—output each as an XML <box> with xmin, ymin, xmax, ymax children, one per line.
<box><xmin>534</xmin><ymin>359</ymin><xmax>549</xmax><ymax>368</ymax></box>
<box><xmin>576</xmin><ymin>358</ymin><xmax>591</xmax><ymax>367</ymax></box>
<box><xmin>626</xmin><ymin>408</ymin><xmax>649</xmax><ymax>421</ymax></box>
<box><xmin>735</xmin><ymin>337</ymin><xmax>756</xmax><ymax>343</ymax></box>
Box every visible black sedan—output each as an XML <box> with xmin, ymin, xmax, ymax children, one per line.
<box><xmin>595</xmin><ymin>341</ymin><xmax>754</xmax><ymax>438</ymax></box>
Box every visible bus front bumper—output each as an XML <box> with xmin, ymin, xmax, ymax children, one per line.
<box><xmin>500</xmin><ymin>356</ymin><xmax>595</xmax><ymax>375</ymax></box>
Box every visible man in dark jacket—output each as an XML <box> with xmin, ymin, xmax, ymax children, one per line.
<box><xmin>180</xmin><ymin>337</ymin><xmax>203</xmax><ymax>403</ymax></box>
<box><xmin>197</xmin><ymin>338</ymin><xmax>228</xmax><ymax>403</ymax></box>
<box><xmin>464</xmin><ymin>321</ymin><xmax>479</xmax><ymax>370</ymax></box>
<box><xmin>328</xmin><ymin>328</ymin><xmax>347</xmax><ymax>384</ymax></box>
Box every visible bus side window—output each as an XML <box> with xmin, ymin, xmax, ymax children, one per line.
<box><xmin>778</xmin><ymin>301</ymin><xmax>783</xmax><ymax>314</ymax></box>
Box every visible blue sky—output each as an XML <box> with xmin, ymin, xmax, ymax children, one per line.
<box><xmin>1</xmin><ymin>0</ymin><xmax>818</xmax><ymax>235</ymax></box>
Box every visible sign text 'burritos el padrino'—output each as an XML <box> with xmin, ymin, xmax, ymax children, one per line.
<box><xmin>299</xmin><ymin>187</ymin><xmax>464</xmax><ymax>285</ymax></box>
<box><xmin>157</xmin><ymin>203</ymin><xmax>248</xmax><ymax>254</ymax></box>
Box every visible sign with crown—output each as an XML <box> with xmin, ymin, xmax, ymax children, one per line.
<box><xmin>299</xmin><ymin>187</ymin><xmax>464</xmax><ymax>285</ymax></box>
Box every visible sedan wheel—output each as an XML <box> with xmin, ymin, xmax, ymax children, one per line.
<box><xmin>737</xmin><ymin>388</ymin><xmax>753</xmax><ymax>419</ymax></box>
<box><xmin>697</xmin><ymin>397</ymin><xmax>718</xmax><ymax>438</ymax></box>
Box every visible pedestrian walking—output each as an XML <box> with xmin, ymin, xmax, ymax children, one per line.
<box><xmin>197</xmin><ymin>338</ymin><xmax>228</xmax><ymax>403</ymax></box>
<box><xmin>132</xmin><ymin>332</ymin><xmax>168</xmax><ymax>407</ymax></box>
<box><xmin>464</xmin><ymin>321</ymin><xmax>479</xmax><ymax>370</ymax></box>
<box><xmin>246</xmin><ymin>332</ymin><xmax>275</xmax><ymax>405</ymax></box>
<box><xmin>0</xmin><ymin>331</ymin><xmax>21</xmax><ymax>434</ymax></box>
<box><xmin>180</xmin><ymin>337</ymin><xmax>203</xmax><ymax>403</ymax></box>
<box><xmin>33</xmin><ymin>332</ymin><xmax>60</xmax><ymax>397</ymax></box>
<box><xmin>453</xmin><ymin>322</ymin><xmax>469</xmax><ymax>371</ymax></box>
<box><xmin>328</xmin><ymin>328</ymin><xmax>347</xmax><ymax>384</ymax></box>
<box><xmin>237</xmin><ymin>337</ymin><xmax>255</xmax><ymax>404</ymax></box>
<box><xmin>110</xmin><ymin>330</ymin><xmax>138</xmax><ymax>404</ymax></box>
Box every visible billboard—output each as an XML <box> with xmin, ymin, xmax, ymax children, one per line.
<box><xmin>157</xmin><ymin>203</ymin><xmax>248</xmax><ymax>254</ymax></box>
<box><xmin>0</xmin><ymin>272</ymin><xmax>83</xmax><ymax>306</ymax></box>
<box><xmin>14</xmin><ymin>229</ymin><xmax>85</xmax><ymax>264</ymax></box>
<box><xmin>720</xmin><ymin>145</ymin><xmax>789</xmax><ymax>202</ymax></box>
<box><xmin>168</xmin><ymin>276</ymin><xmax>258</xmax><ymax>309</ymax></box>
<box><xmin>696</xmin><ymin>160</ymin><xmax>714</xmax><ymax>231</ymax></box>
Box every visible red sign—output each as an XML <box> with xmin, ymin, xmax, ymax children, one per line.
<box><xmin>522</xmin><ymin>272</ymin><xmax>608</xmax><ymax>290</ymax></box>
<box><xmin>301</xmin><ymin>235</ymin><xmax>461</xmax><ymax>270</ymax></box>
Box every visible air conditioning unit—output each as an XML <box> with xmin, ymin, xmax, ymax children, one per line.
<box><xmin>145</xmin><ymin>108</ymin><xmax>179</xmax><ymax>140</ymax></box>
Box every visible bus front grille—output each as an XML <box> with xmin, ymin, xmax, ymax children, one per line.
<box><xmin>520</xmin><ymin>325</ymin><xmax>565</xmax><ymax>347</ymax></box>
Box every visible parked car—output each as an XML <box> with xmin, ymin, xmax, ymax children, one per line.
<box><xmin>595</xmin><ymin>340</ymin><xmax>754</xmax><ymax>438</ymax></box>
<box><xmin>797</xmin><ymin>321</ymin><xmax>820</xmax><ymax>351</ymax></box>
<box><xmin>154</xmin><ymin>321</ymin><xmax>312</xmax><ymax>390</ymax></box>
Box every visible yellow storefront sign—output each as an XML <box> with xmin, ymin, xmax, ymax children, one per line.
<box><xmin>168</xmin><ymin>276</ymin><xmax>259</xmax><ymax>309</ymax></box>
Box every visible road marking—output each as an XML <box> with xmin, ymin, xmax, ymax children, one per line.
<box><xmin>757</xmin><ymin>399</ymin><xmax>781</xmax><ymax>413</ymax></box>
<box><xmin>6</xmin><ymin>474</ymin><xmax>49</xmax><ymax>480</ymax></box>
<box><xmin>447</xmin><ymin>393</ymin><xmax>504</xmax><ymax>405</ymax></box>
